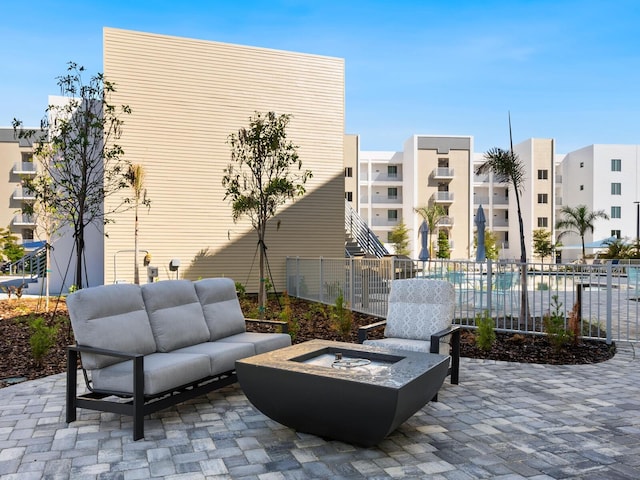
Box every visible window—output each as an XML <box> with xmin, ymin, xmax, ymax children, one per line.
<box><xmin>388</xmin><ymin>210</ymin><xmax>398</xmax><ymax>221</ymax></box>
<box><xmin>580</xmin><ymin>185</ymin><xmax>584</xmax><ymax>191</ymax></box>
<box><xmin>611</xmin><ymin>159</ymin><xmax>621</xmax><ymax>171</ymax></box>
<box><xmin>345</xmin><ymin>192</ymin><xmax>353</xmax><ymax>202</ymax></box>
<box><xmin>537</xmin><ymin>217</ymin><xmax>548</xmax><ymax>228</ymax></box>
<box><xmin>387</xmin><ymin>187</ymin><xmax>398</xmax><ymax>200</ymax></box>
<box><xmin>612</xmin><ymin>230</ymin><xmax>621</xmax><ymax>239</ymax></box>
<box><xmin>537</xmin><ymin>169</ymin><xmax>548</xmax><ymax>180</ymax></box>
<box><xmin>387</xmin><ymin>165</ymin><xmax>398</xmax><ymax>178</ymax></box>
<box><xmin>387</xmin><ymin>232</ymin><xmax>394</xmax><ymax>242</ymax></box>
<box><xmin>611</xmin><ymin>183</ymin><xmax>621</xmax><ymax>195</ymax></box>
<box><xmin>537</xmin><ymin>193</ymin><xmax>548</xmax><ymax>204</ymax></box>
<box><xmin>344</xmin><ymin>167</ymin><xmax>353</xmax><ymax>178</ymax></box>
<box><xmin>22</xmin><ymin>229</ymin><xmax>34</xmax><ymax>240</ymax></box>
<box><xmin>611</xmin><ymin>206</ymin><xmax>621</xmax><ymax>218</ymax></box>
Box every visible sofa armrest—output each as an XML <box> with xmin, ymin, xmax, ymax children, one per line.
<box><xmin>68</xmin><ymin>343</ymin><xmax>144</xmax><ymax>361</ymax></box>
<box><xmin>357</xmin><ymin>320</ymin><xmax>387</xmax><ymax>344</ymax></box>
<box><xmin>245</xmin><ymin>318</ymin><xmax>289</xmax><ymax>334</ymax></box>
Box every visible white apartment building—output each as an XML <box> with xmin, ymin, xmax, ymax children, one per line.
<box><xmin>355</xmin><ymin>136</ymin><xmax>625</xmax><ymax>263</ymax></box>
<box><xmin>558</xmin><ymin>144</ymin><xmax>640</xmax><ymax>262</ymax></box>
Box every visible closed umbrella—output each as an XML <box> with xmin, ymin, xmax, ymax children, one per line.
<box><xmin>475</xmin><ymin>205</ymin><xmax>486</xmax><ymax>262</ymax></box>
<box><xmin>418</xmin><ymin>220</ymin><xmax>430</xmax><ymax>262</ymax></box>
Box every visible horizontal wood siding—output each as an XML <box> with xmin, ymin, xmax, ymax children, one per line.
<box><xmin>103</xmin><ymin>28</ymin><xmax>345</xmax><ymax>292</ymax></box>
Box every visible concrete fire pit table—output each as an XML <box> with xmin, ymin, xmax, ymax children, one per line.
<box><xmin>236</xmin><ymin>339</ymin><xmax>449</xmax><ymax>446</ymax></box>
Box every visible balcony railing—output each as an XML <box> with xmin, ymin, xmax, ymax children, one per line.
<box><xmin>432</xmin><ymin>191</ymin><xmax>454</xmax><ymax>203</ymax></box>
<box><xmin>438</xmin><ymin>216</ymin><xmax>454</xmax><ymax>227</ymax></box>
<box><xmin>432</xmin><ymin>167</ymin><xmax>454</xmax><ymax>179</ymax></box>
<box><xmin>13</xmin><ymin>214</ymin><xmax>36</xmax><ymax>226</ymax></box>
<box><xmin>12</xmin><ymin>162</ymin><xmax>37</xmax><ymax>175</ymax></box>
<box><xmin>13</xmin><ymin>187</ymin><xmax>36</xmax><ymax>201</ymax></box>
<box><xmin>474</xmin><ymin>196</ymin><xmax>490</xmax><ymax>205</ymax></box>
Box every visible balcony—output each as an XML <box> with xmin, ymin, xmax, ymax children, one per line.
<box><xmin>492</xmin><ymin>196</ymin><xmax>509</xmax><ymax>205</ymax></box>
<box><xmin>474</xmin><ymin>174</ymin><xmax>490</xmax><ymax>183</ymax></box>
<box><xmin>370</xmin><ymin>195</ymin><xmax>403</xmax><ymax>205</ymax></box>
<box><xmin>13</xmin><ymin>187</ymin><xmax>36</xmax><ymax>201</ymax></box>
<box><xmin>13</xmin><ymin>162</ymin><xmax>37</xmax><ymax>175</ymax></box>
<box><xmin>432</xmin><ymin>168</ymin><xmax>454</xmax><ymax>180</ymax></box>
<box><xmin>474</xmin><ymin>196</ymin><xmax>490</xmax><ymax>205</ymax></box>
<box><xmin>13</xmin><ymin>214</ymin><xmax>36</xmax><ymax>226</ymax></box>
<box><xmin>432</xmin><ymin>191</ymin><xmax>454</xmax><ymax>203</ymax></box>
<box><xmin>438</xmin><ymin>216</ymin><xmax>454</xmax><ymax>227</ymax></box>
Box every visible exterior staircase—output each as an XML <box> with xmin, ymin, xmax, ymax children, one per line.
<box><xmin>345</xmin><ymin>200</ymin><xmax>389</xmax><ymax>258</ymax></box>
<box><xmin>0</xmin><ymin>244</ymin><xmax>47</xmax><ymax>294</ymax></box>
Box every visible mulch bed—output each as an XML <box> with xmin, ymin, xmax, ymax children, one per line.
<box><xmin>0</xmin><ymin>295</ymin><xmax>616</xmax><ymax>388</ymax></box>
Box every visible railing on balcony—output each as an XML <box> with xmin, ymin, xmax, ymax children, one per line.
<box><xmin>12</xmin><ymin>214</ymin><xmax>36</xmax><ymax>226</ymax></box>
<box><xmin>438</xmin><ymin>216</ymin><xmax>454</xmax><ymax>227</ymax></box>
<box><xmin>345</xmin><ymin>200</ymin><xmax>389</xmax><ymax>258</ymax></box>
<box><xmin>432</xmin><ymin>191</ymin><xmax>454</xmax><ymax>202</ymax></box>
<box><xmin>474</xmin><ymin>196</ymin><xmax>490</xmax><ymax>205</ymax></box>
<box><xmin>493</xmin><ymin>196</ymin><xmax>509</xmax><ymax>205</ymax></box>
<box><xmin>12</xmin><ymin>162</ymin><xmax>37</xmax><ymax>175</ymax></box>
<box><xmin>474</xmin><ymin>174</ymin><xmax>490</xmax><ymax>183</ymax></box>
<box><xmin>13</xmin><ymin>187</ymin><xmax>36</xmax><ymax>201</ymax></box>
<box><xmin>370</xmin><ymin>196</ymin><xmax>402</xmax><ymax>204</ymax></box>
<box><xmin>432</xmin><ymin>167</ymin><xmax>454</xmax><ymax>179</ymax></box>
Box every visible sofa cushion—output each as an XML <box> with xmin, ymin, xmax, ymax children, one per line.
<box><xmin>174</xmin><ymin>341</ymin><xmax>255</xmax><ymax>376</ymax></box>
<box><xmin>91</xmin><ymin>352</ymin><xmax>212</xmax><ymax>396</ymax></box>
<box><xmin>141</xmin><ymin>280</ymin><xmax>210</xmax><ymax>352</ymax></box>
<box><xmin>218</xmin><ymin>332</ymin><xmax>291</xmax><ymax>355</ymax></box>
<box><xmin>66</xmin><ymin>284</ymin><xmax>156</xmax><ymax>369</ymax></box>
<box><xmin>194</xmin><ymin>278</ymin><xmax>246</xmax><ymax>340</ymax></box>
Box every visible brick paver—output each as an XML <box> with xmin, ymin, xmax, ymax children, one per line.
<box><xmin>0</xmin><ymin>344</ymin><xmax>638</xmax><ymax>479</ymax></box>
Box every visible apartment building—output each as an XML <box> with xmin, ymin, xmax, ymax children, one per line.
<box><xmin>558</xmin><ymin>144</ymin><xmax>640</xmax><ymax>262</ymax></box>
<box><xmin>0</xmin><ymin>128</ymin><xmax>39</xmax><ymax>245</ymax></box>
<box><xmin>357</xmin><ymin>136</ymin><xmax>558</xmax><ymax>261</ymax></box>
<box><xmin>358</xmin><ymin>135</ymin><xmax>474</xmax><ymax>258</ymax></box>
<box><xmin>88</xmin><ymin>28</ymin><xmax>346</xmax><ymax>295</ymax></box>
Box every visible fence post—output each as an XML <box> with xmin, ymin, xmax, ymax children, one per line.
<box><xmin>606</xmin><ymin>263</ymin><xmax>613</xmax><ymax>345</ymax></box>
<box><xmin>487</xmin><ymin>258</ymin><xmax>493</xmax><ymax>313</ymax></box>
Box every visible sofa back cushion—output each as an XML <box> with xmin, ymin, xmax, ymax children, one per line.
<box><xmin>141</xmin><ymin>280</ymin><xmax>210</xmax><ymax>352</ymax></box>
<box><xmin>384</xmin><ymin>279</ymin><xmax>455</xmax><ymax>341</ymax></box>
<box><xmin>194</xmin><ymin>278</ymin><xmax>246</xmax><ymax>341</ymax></box>
<box><xmin>67</xmin><ymin>284</ymin><xmax>157</xmax><ymax>369</ymax></box>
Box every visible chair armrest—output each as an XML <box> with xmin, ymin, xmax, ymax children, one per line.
<box><xmin>430</xmin><ymin>324</ymin><xmax>461</xmax><ymax>341</ymax></box>
<box><xmin>245</xmin><ymin>318</ymin><xmax>289</xmax><ymax>334</ymax></box>
<box><xmin>357</xmin><ymin>320</ymin><xmax>387</xmax><ymax>343</ymax></box>
<box><xmin>67</xmin><ymin>344</ymin><xmax>144</xmax><ymax>361</ymax></box>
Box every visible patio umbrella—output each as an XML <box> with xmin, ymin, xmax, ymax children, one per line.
<box><xmin>475</xmin><ymin>205</ymin><xmax>486</xmax><ymax>262</ymax></box>
<box><xmin>418</xmin><ymin>220</ymin><xmax>430</xmax><ymax>263</ymax></box>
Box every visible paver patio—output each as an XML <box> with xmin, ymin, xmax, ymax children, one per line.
<box><xmin>0</xmin><ymin>343</ymin><xmax>639</xmax><ymax>479</ymax></box>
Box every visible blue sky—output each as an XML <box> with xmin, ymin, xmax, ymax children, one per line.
<box><xmin>1</xmin><ymin>0</ymin><xmax>639</xmax><ymax>153</ymax></box>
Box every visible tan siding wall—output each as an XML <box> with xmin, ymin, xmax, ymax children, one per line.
<box><xmin>103</xmin><ymin>28</ymin><xmax>345</xmax><ymax>292</ymax></box>
<box><xmin>344</xmin><ymin>134</ymin><xmax>359</xmax><ymax>206</ymax></box>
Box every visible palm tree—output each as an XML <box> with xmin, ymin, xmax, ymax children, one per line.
<box><xmin>476</xmin><ymin>128</ymin><xmax>529</xmax><ymax>320</ymax></box>
<box><xmin>414</xmin><ymin>204</ymin><xmax>445</xmax><ymax>258</ymax></box>
<box><xmin>126</xmin><ymin>164</ymin><xmax>150</xmax><ymax>284</ymax></box>
<box><xmin>556</xmin><ymin>205</ymin><xmax>609</xmax><ymax>262</ymax></box>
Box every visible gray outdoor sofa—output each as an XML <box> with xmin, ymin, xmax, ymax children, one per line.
<box><xmin>65</xmin><ymin>277</ymin><xmax>290</xmax><ymax>440</ymax></box>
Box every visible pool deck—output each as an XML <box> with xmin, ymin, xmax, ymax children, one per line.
<box><xmin>1</xmin><ymin>344</ymin><xmax>639</xmax><ymax>479</ymax></box>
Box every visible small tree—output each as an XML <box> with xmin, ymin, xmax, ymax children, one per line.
<box><xmin>556</xmin><ymin>205</ymin><xmax>610</xmax><ymax>262</ymax></box>
<box><xmin>414</xmin><ymin>204</ymin><xmax>445</xmax><ymax>257</ymax></box>
<box><xmin>13</xmin><ymin>62</ymin><xmax>133</xmax><ymax>289</ymax></box>
<box><xmin>389</xmin><ymin>220</ymin><xmax>410</xmax><ymax>256</ymax></box>
<box><xmin>222</xmin><ymin>111</ymin><xmax>311</xmax><ymax>317</ymax></box>
<box><xmin>0</xmin><ymin>227</ymin><xmax>25</xmax><ymax>263</ymax></box>
<box><xmin>126</xmin><ymin>164</ymin><xmax>150</xmax><ymax>284</ymax></box>
<box><xmin>533</xmin><ymin>229</ymin><xmax>554</xmax><ymax>263</ymax></box>
<box><xmin>437</xmin><ymin>230</ymin><xmax>450</xmax><ymax>259</ymax></box>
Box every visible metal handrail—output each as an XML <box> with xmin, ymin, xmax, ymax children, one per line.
<box><xmin>345</xmin><ymin>200</ymin><xmax>389</xmax><ymax>258</ymax></box>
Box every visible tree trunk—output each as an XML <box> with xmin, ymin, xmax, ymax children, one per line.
<box><xmin>75</xmin><ymin>231</ymin><xmax>84</xmax><ymax>290</ymax></box>
<box><xmin>258</xmin><ymin>239</ymin><xmax>265</xmax><ymax>319</ymax></box>
<box><xmin>133</xmin><ymin>203</ymin><xmax>139</xmax><ymax>284</ymax></box>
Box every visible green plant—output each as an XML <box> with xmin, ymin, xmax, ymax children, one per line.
<box><xmin>279</xmin><ymin>291</ymin><xmax>299</xmax><ymax>341</ymax></box>
<box><xmin>475</xmin><ymin>310</ymin><xmax>496</xmax><ymax>351</ymax></box>
<box><xmin>331</xmin><ymin>291</ymin><xmax>353</xmax><ymax>339</ymax></box>
<box><xmin>537</xmin><ymin>282</ymin><xmax>549</xmax><ymax>291</ymax></box>
<box><xmin>235</xmin><ymin>281</ymin><xmax>246</xmax><ymax>298</ymax></box>
<box><xmin>28</xmin><ymin>316</ymin><xmax>58</xmax><ymax>366</ymax></box>
<box><xmin>68</xmin><ymin>284</ymin><xmax>78</xmax><ymax>294</ymax></box>
<box><xmin>543</xmin><ymin>295</ymin><xmax>572</xmax><ymax>351</ymax></box>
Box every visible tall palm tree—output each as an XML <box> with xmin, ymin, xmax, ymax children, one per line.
<box><xmin>476</xmin><ymin>147</ymin><xmax>527</xmax><ymax>264</ymax></box>
<box><xmin>476</xmin><ymin>120</ymin><xmax>529</xmax><ymax>320</ymax></box>
<box><xmin>556</xmin><ymin>205</ymin><xmax>609</xmax><ymax>262</ymax></box>
<box><xmin>127</xmin><ymin>164</ymin><xmax>149</xmax><ymax>284</ymax></box>
<box><xmin>414</xmin><ymin>204</ymin><xmax>445</xmax><ymax>258</ymax></box>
